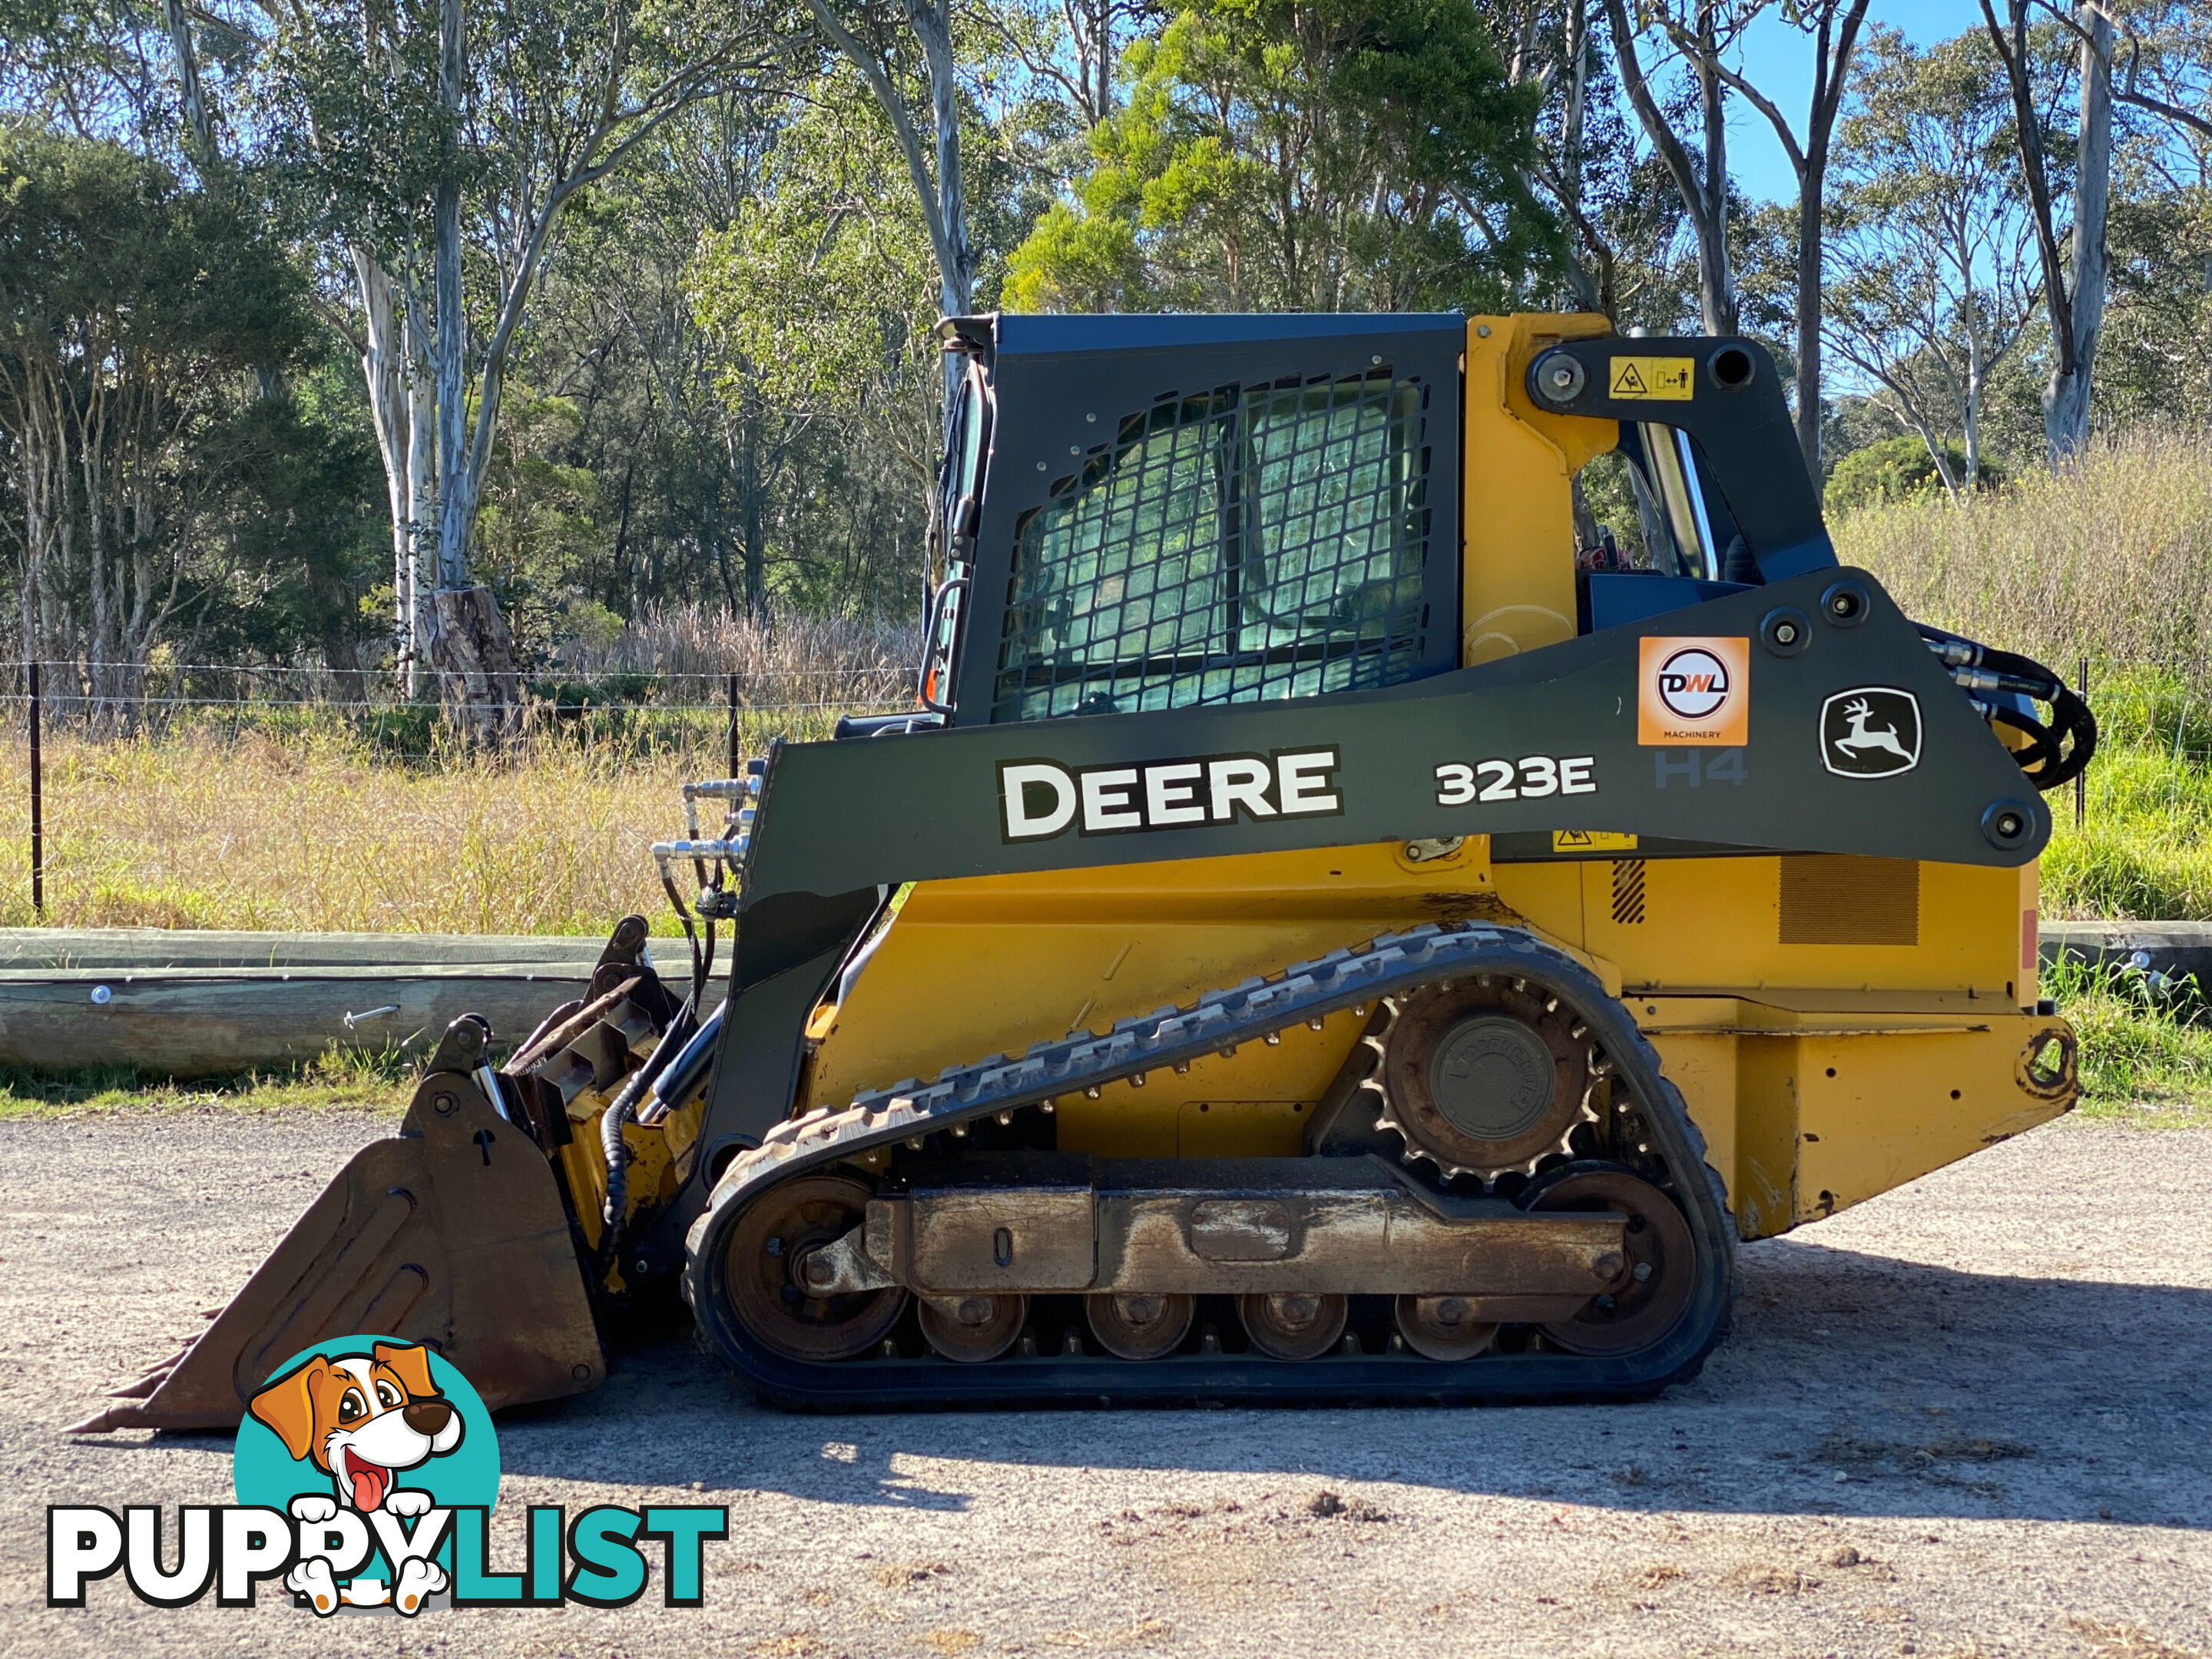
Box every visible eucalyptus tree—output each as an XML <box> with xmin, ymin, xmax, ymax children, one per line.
<box><xmin>689</xmin><ymin>81</ymin><xmax>946</xmax><ymax>604</ymax></box>
<box><xmin>260</xmin><ymin>0</ymin><xmax>793</xmax><ymax>710</ymax></box>
<box><xmin>1979</xmin><ymin>0</ymin><xmax>2111</xmax><ymax>462</ymax></box>
<box><xmin>0</xmin><ymin>131</ymin><xmax>319</xmax><ymax>702</ymax></box>
<box><xmin>0</xmin><ymin>0</ymin><xmax>174</xmax><ymax>151</ymax></box>
<box><xmin>1691</xmin><ymin>0</ymin><xmax>1868</xmax><ymax>471</ymax></box>
<box><xmin>803</xmin><ymin>0</ymin><xmax>976</xmax><ymax>326</ymax></box>
<box><xmin>2095</xmin><ymin>0</ymin><xmax>2212</xmax><ymax>143</ymax></box>
<box><xmin>1825</xmin><ymin>27</ymin><xmax>2041</xmax><ymax>498</ymax></box>
<box><xmin>977</xmin><ymin>0</ymin><xmax>1154</xmax><ymax>132</ymax></box>
<box><xmin>1599</xmin><ymin>0</ymin><xmax>1750</xmax><ymax>336</ymax></box>
<box><xmin>2088</xmin><ymin>2</ymin><xmax>2212</xmax><ymax>430</ymax></box>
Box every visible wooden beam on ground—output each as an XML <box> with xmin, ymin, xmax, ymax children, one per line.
<box><xmin>0</xmin><ymin>928</ymin><xmax>641</xmax><ymax>1077</ymax></box>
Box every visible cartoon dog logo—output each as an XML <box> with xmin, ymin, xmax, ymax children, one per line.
<box><xmin>248</xmin><ymin>1341</ymin><xmax>463</xmax><ymax>1614</ymax></box>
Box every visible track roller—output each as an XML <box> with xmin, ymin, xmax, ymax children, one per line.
<box><xmin>1086</xmin><ymin>1293</ymin><xmax>1195</xmax><ymax>1360</ymax></box>
<box><xmin>1394</xmin><ymin>1295</ymin><xmax>1499</xmax><ymax>1360</ymax></box>
<box><xmin>1239</xmin><ymin>1292</ymin><xmax>1348</xmax><ymax>1360</ymax></box>
<box><xmin>720</xmin><ymin>1174</ymin><xmax>908</xmax><ymax>1363</ymax></box>
<box><xmin>1527</xmin><ymin>1162</ymin><xmax>1695</xmax><ymax>1356</ymax></box>
<box><xmin>919</xmin><ymin>1294</ymin><xmax>1028</xmax><ymax>1363</ymax></box>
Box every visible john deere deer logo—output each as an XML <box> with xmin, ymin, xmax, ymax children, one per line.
<box><xmin>1820</xmin><ymin>688</ymin><xmax>1922</xmax><ymax>778</ymax></box>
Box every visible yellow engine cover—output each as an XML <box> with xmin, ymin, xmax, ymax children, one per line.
<box><xmin>803</xmin><ymin>838</ymin><xmax>2071</xmax><ymax>1241</ymax></box>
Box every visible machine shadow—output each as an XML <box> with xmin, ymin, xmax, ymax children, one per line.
<box><xmin>497</xmin><ymin>1235</ymin><xmax>2211</xmax><ymax>1530</ymax></box>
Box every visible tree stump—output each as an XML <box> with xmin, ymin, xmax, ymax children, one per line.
<box><xmin>429</xmin><ymin>584</ymin><xmax>522</xmax><ymax>742</ymax></box>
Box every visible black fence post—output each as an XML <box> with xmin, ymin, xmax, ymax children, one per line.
<box><xmin>28</xmin><ymin>661</ymin><xmax>43</xmax><ymax>916</ymax></box>
<box><xmin>727</xmin><ymin>671</ymin><xmax>740</xmax><ymax>778</ymax></box>
<box><xmin>2075</xmin><ymin>656</ymin><xmax>2088</xmax><ymax>833</ymax></box>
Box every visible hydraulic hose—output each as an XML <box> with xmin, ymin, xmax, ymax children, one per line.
<box><xmin>634</xmin><ymin>999</ymin><xmax>724</xmax><ymax>1128</ymax></box>
<box><xmin>1919</xmin><ymin>625</ymin><xmax>2098</xmax><ymax>792</ymax></box>
<box><xmin>594</xmin><ymin>998</ymin><xmax>700</xmax><ymax>1280</ymax></box>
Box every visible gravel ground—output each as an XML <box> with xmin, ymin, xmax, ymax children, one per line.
<box><xmin>1</xmin><ymin>1109</ymin><xmax>2207</xmax><ymax>1659</ymax></box>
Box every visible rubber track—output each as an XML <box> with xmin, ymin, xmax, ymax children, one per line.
<box><xmin>683</xmin><ymin>923</ymin><xmax>1740</xmax><ymax>1409</ymax></box>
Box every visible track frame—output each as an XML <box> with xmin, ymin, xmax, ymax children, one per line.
<box><xmin>684</xmin><ymin>923</ymin><xmax>1739</xmax><ymax>1409</ymax></box>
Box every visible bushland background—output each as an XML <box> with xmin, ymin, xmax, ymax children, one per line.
<box><xmin>4</xmin><ymin>0</ymin><xmax>2212</xmax><ymax>1111</ymax></box>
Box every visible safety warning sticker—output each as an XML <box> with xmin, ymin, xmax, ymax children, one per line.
<box><xmin>1551</xmin><ymin>830</ymin><xmax>1639</xmax><ymax>853</ymax></box>
<box><xmin>1608</xmin><ymin>356</ymin><xmax>1694</xmax><ymax>400</ymax></box>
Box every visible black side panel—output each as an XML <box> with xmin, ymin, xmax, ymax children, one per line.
<box><xmin>694</xmin><ymin>941</ymin><xmax>863</xmax><ymax>1181</ymax></box>
<box><xmin>1533</xmin><ymin>336</ymin><xmax>1832</xmax><ymax>583</ymax></box>
<box><xmin>953</xmin><ymin>313</ymin><xmax>1466</xmax><ymax>726</ymax></box>
<box><xmin>739</xmin><ymin>567</ymin><xmax>2047</xmax><ymax>907</ymax></box>
<box><xmin>733</xmin><ymin>885</ymin><xmax>882</xmax><ymax>993</ymax></box>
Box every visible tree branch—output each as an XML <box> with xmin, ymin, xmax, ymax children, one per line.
<box><xmin>1667</xmin><ymin>19</ymin><xmax>1806</xmax><ymax>180</ymax></box>
<box><xmin>1600</xmin><ymin>0</ymin><xmax>1718</xmax><ymax>250</ymax></box>
<box><xmin>2041</xmin><ymin>5</ymin><xmax>2212</xmax><ymax>142</ymax></box>
<box><xmin>1979</xmin><ymin>0</ymin><xmax>2077</xmax><ymax>378</ymax></box>
<box><xmin>803</xmin><ymin>0</ymin><xmax>960</xmax><ymax>305</ymax></box>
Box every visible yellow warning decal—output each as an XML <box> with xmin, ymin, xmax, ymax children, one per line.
<box><xmin>1608</xmin><ymin>356</ymin><xmax>1694</xmax><ymax>400</ymax></box>
<box><xmin>1551</xmin><ymin>830</ymin><xmax>1639</xmax><ymax>853</ymax></box>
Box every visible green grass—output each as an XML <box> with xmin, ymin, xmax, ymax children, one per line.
<box><xmin>2043</xmin><ymin>953</ymin><xmax>2212</xmax><ymax>1128</ymax></box>
<box><xmin>2039</xmin><ymin>668</ymin><xmax>2212</xmax><ymax>920</ymax></box>
<box><xmin>1991</xmin><ymin>668</ymin><xmax>2212</xmax><ymax>1118</ymax></box>
<box><xmin>0</xmin><ymin>1042</ymin><xmax>412</xmax><ymax>1121</ymax></box>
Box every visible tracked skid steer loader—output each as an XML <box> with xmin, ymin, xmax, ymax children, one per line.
<box><xmin>77</xmin><ymin>313</ymin><xmax>2094</xmax><ymax>1427</ymax></box>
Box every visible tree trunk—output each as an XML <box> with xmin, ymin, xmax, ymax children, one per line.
<box><xmin>1793</xmin><ymin>180</ymin><xmax>1823</xmax><ymax>474</ymax></box>
<box><xmin>426</xmin><ymin>0</ymin><xmax>512</xmax><ymax>737</ymax></box>
<box><xmin>1799</xmin><ymin>4</ymin><xmax>1869</xmax><ymax>475</ymax></box>
<box><xmin>2047</xmin><ymin>2</ymin><xmax>2111</xmax><ymax>461</ymax></box>
<box><xmin>433</xmin><ymin>0</ymin><xmax>469</xmax><ymax>591</ymax></box>
<box><xmin>1965</xmin><ymin>326</ymin><xmax>1984</xmax><ymax>491</ymax></box>
<box><xmin>161</xmin><ymin>0</ymin><xmax>218</xmax><ymax>177</ymax></box>
<box><xmin>1601</xmin><ymin>0</ymin><xmax>1737</xmax><ymax>336</ymax></box>
<box><xmin>1692</xmin><ymin>8</ymin><xmax>1737</xmax><ymax>336</ymax></box>
<box><xmin>909</xmin><ymin>0</ymin><xmax>972</xmax><ymax>320</ymax></box>
<box><xmin>406</xmin><ymin>303</ymin><xmax>435</xmax><ymax>674</ymax></box>
<box><xmin>79</xmin><ymin>416</ymin><xmax>113</xmax><ymax>717</ymax></box>
<box><xmin>904</xmin><ymin>0</ymin><xmax>975</xmax><ymax>449</ymax></box>
<box><xmin>354</xmin><ymin>250</ymin><xmax>422</xmax><ymax>691</ymax></box>
<box><xmin>1532</xmin><ymin>0</ymin><xmax>1604</xmax><ymax>312</ymax></box>
<box><xmin>739</xmin><ymin>404</ymin><xmax>767</xmax><ymax>620</ymax></box>
<box><xmin>428</xmin><ymin>585</ymin><xmax>522</xmax><ymax>742</ymax></box>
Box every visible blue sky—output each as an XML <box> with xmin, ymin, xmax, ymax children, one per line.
<box><xmin>1725</xmin><ymin>0</ymin><xmax>1993</xmax><ymax>204</ymax></box>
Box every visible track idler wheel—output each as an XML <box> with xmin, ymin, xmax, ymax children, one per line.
<box><xmin>1393</xmin><ymin>1295</ymin><xmax>1499</xmax><ymax>1361</ymax></box>
<box><xmin>1372</xmin><ymin>980</ymin><xmax>1593</xmax><ymax>1180</ymax></box>
<box><xmin>919</xmin><ymin>1294</ymin><xmax>1028</xmax><ymax>1363</ymax></box>
<box><xmin>1239</xmin><ymin>1292</ymin><xmax>1347</xmax><ymax>1360</ymax></box>
<box><xmin>1526</xmin><ymin>1162</ymin><xmax>1695</xmax><ymax>1356</ymax></box>
<box><xmin>1086</xmin><ymin>1293</ymin><xmax>1195</xmax><ymax>1360</ymax></box>
<box><xmin>722</xmin><ymin>1174</ymin><xmax>909</xmax><ymax>1363</ymax></box>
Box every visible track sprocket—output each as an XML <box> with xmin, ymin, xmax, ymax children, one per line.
<box><xmin>1361</xmin><ymin>977</ymin><xmax>1601</xmax><ymax>1181</ymax></box>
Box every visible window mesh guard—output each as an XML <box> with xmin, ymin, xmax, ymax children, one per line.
<box><xmin>992</xmin><ymin>370</ymin><xmax>1433</xmax><ymax>723</ymax></box>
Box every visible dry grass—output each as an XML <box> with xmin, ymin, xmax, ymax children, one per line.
<box><xmin>0</xmin><ymin>723</ymin><xmax>797</xmax><ymax>934</ymax></box>
<box><xmin>1837</xmin><ymin>426</ymin><xmax>2212</xmax><ymax>680</ymax></box>
<box><xmin>0</xmin><ymin>604</ymin><xmax>919</xmax><ymax>935</ymax></box>
<box><xmin>1838</xmin><ymin>432</ymin><xmax>2212</xmax><ymax>926</ymax></box>
<box><xmin>1834</xmin><ymin>433</ymin><xmax>2212</xmax><ymax>1109</ymax></box>
<box><xmin>552</xmin><ymin>601</ymin><xmax>919</xmax><ymax>707</ymax></box>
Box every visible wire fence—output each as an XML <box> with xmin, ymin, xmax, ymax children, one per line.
<box><xmin>0</xmin><ymin>659</ymin><xmax>920</xmax><ymax>747</ymax></box>
<box><xmin>0</xmin><ymin>603</ymin><xmax>931</xmax><ymax>926</ymax></box>
<box><xmin>0</xmin><ymin>603</ymin><xmax>927</xmax><ymax>740</ymax></box>
<box><xmin>0</xmin><ymin>655</ymin><xmax>922</xmax><ymax>922</ymax></box>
